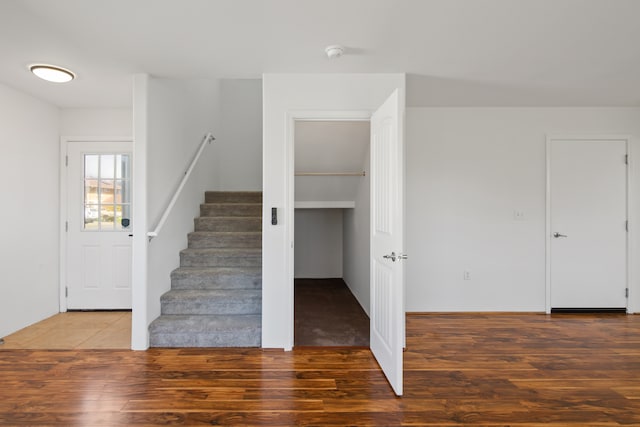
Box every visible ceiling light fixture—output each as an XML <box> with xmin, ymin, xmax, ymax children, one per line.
<box><xmin>325</xmin><ymin>45</ymin><xmax>345</xmax><ymax>59</ymax></box>
<box><xmin>29</xmin><ymin>64</ymin><xmax>75</xmax><ymax>83</ymax></box>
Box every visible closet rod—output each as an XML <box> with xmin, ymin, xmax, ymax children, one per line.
<box><xmin>295</xmin><ymin>171</ymin><xmax>366</xmax><ymax>177</ymax></box>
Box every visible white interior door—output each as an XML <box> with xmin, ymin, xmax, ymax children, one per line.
<box><xmin>66</xmin><ymin>141</ymin><xmax>133</xmax><ymax>309</ymax></box>
<box><xmin>370</xmin><ymin>89</ymin><xmax>405</xmax><ymax>396</ymax></box>
<box><xmin>549</xmin><ymin>137</ymin><xmax>628</xmax><ymax>309</ymax></box>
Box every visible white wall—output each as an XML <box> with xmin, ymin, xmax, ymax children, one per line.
<box><xmin>343</xmin><ymin>145</ymin><xmax>371</xmax><ymax>315</ymax></box>
<box><xmin>295</xmin><ymin>120</ymin><xmax>369</xmax><ymax>202</ymax></box>
<box><xmin>147</xmin><ymin>77</ymin><xmax>221</xmax><ymax>327</ymax></box>
<box><xmin>60</xmin><ymin>108</ymin><xmax>132</xmax><ymax>137</ymax></box>
<box><xmin>0</xmin><ymin>83</ymin><xmax>60</xmax><ymax>338</ymax></box>
<box><xmin>263</xmin><ymin>73</ymin><xmax>405</xmax><ymax>349</ymax></box>
<box><xmin>132</xmin><ymin>74</ymin><xmax>149</xmax><ymax>350</ymax></box>
<box><xmin>217</xmin><ymin>79</ymin><xmax>262</xmax><ymax>190</ymax></box>
<box><xmin>294</xmin><ymin>209</ymin><xmax>343</xmax><ymax>278</ymax></box>
<box><xmin>406</xmin><ymin>107</ymin><xmax>640</xmax><ymax>313</ymax></box>
<box><xmin>132</xmin><ymin>77</ymin><xmax>220</xmax><ymax>348</ymax></box>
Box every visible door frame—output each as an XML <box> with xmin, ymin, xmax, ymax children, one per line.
<box><xmin>59</xmin><ymin>136</ymin><xmax>134</xmax><ymax>312</ymax></box>
<box><xmin>545</xmin><ymin>134</ymin><xmax>632</xmax><ymax>314</ymax></box>
<box><xmin>284</xmin><ymin>110</ymin><xmax>372</xmax><ymax>350</ymax></box>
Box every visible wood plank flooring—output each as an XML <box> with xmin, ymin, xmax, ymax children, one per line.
<box><xmin>1</xmin><ymin>313</ymin><xmax>639</xmax><ymax>425</ymax></box>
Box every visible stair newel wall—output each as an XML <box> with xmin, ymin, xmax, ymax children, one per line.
<box><xmin>135</xmin><ymin>76</ymin><xmax>221</xmax><ymax>350</ymax></box>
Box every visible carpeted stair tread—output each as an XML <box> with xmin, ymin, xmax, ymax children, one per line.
<box><xmin>188</xmin><ymin>231</ymin><xmax>261</xmax><ymax>249</ymax></box>
<box><xmin>200</xmin><ymin>203</ymin><xmax>262</xmax><ymax>217</ymax></box>
<box><xmin>161</xmin><ymin>289</ymin><xmax>261</xmax><ymax>315</ymax></box>
<box><xmin>194</xmin><ymin>216</ymin><xmax>261</xmax><ymax>232</ymax></box>
<box><xmin>205</xmin><ymin>191</ymin><xmax>262</xmax><ymax>203</ymax></box>
<box><xmin>171</xmin><ymin>267</ymin><xmax>261</xmax><ymax>290</ymax></box>
<box><xmin>149</xmin><ymin>190</ymin><xmax>263</xmax><ymax>348</ymax></box>
<box><xmin>180</xmin><ymin>248</ymin><xmax>261</xmax><ymax>267</ymax></box>
<box><xmin>149</xmin><ymin>314</ymin><xmax>261</xmax><ymax>347</ymax></box>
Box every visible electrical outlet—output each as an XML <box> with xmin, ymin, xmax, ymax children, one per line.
<box><xmin>514</xmin><ymin>210</ymin><xmax>525</xmax><ymax>221</ymax></box>
<box><xmin>463</xmin><ymin>271</ymin><xmax>471</xmax><ymax>280</ymax></box>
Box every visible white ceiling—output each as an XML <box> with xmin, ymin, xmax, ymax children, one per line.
<box><xmin>2</xmin><ymin>0</ymin><xmax>640</xmax><ymax>108</ymax></box>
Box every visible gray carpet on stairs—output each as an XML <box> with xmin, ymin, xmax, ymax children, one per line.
<box><xmin>149</xmin><ymin>191</ymin><xmax>262</xmax><ymax>348</ymax></box>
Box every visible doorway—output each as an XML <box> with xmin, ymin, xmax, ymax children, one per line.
<box><xmin>293</xmin><ymin>120</ymin><xmax>371</xmax><ymax>346</ymax></box>
<box><xmin>281</xmin><ymin>89</ymin><xmax>405</xmax><ymax>396</ymax></box>
<box><xmin>57</xmin><ymin>138</ymin><xmax>133</xmax><ymax>350</ymax></box>
<box><xmin>61</xmin><ymin>138</ymin><xmax>133</xmax><ymax>311</ymax></box>
<box><xmin>546</xmin><ymin>136</ymin><xmax>630</xmax><ymax>312</ymax></box>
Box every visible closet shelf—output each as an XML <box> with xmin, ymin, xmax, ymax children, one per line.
<box><xmin>295</xmin><ymin>171</ymin><xmax>366</xmax><ymax>177</ymax></box>
<box><xmin>295</xmin><ymin>201</ymin><xmax>355</xmax><ymax>209</ymax></box>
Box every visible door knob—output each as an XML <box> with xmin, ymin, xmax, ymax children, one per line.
<box><xmin>553</xmin><ymin>232</ymin><xmax>567</xmax><ymax>238</ymax></box>
<box><xmin>383</xmin><ymin>252</ymin><xmax>409</xmax><ymax>262</ymax></box>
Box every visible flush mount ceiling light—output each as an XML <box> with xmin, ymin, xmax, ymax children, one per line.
<box><xmin>325</xmin><ymin>45</ymin><xmax>345</xmax><ymax>59</ymax></box>
<box><xmin>29</xmin><ymin>64</ymin><xmax>75</xmax><ymax>83</ymax></box>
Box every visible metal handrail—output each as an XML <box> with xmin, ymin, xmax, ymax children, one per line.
<box><xmin>147</xmin><ymin>132</ymin><xmax>215</xmax><ymax>240</ymax></box>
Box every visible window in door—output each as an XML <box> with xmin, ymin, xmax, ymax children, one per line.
<box><xmin>84</xmin><ymin>154</ymin><xmax>131</xmax><ymax>231</ymax></box>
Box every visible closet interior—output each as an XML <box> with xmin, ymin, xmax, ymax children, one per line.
<box><xmin>293</xmin><ymin>120</ymin><xmax>371</xmax><ymax>347</ymax></box>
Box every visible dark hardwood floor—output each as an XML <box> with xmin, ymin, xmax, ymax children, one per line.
<box><xmin>1</xmin><ymin>313</ymin><xmax>639</xmax><ymax>425</ymax></box>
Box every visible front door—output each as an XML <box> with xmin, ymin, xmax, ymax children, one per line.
<box><xmin>370</xmin><ymin>89</ymin><xmax>405</xmax><ymax>396</ymax></box>
<box><xmin>65</xmin><ymin>140</ymin><xmax>133</xmax><ymax>309</ymax></box>
<box><xmin>548</xmin><ymin>137</ymin><xmax>628</xmax><ymax>310</ymax></box>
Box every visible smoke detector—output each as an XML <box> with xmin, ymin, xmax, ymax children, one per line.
<box><xmin>325</xmin><ymin>45</ymin><xmax>345</xmax><ymax>59</ymax></box>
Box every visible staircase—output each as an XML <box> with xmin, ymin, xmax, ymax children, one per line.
<box><xmin>149</xmin><ymin>191</ymin><xmax>262</xmax><ymax>347</ymax></box>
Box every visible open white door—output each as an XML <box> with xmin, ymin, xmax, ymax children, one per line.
<box><xmin>370</xmin><ymin>89</ymin><xmax>405</xmax><ymax>396</ymax></box>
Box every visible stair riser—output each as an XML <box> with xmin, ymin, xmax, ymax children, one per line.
<box><xmin>171</xmin><ymin>270</ymin><xmax>262</xmax><ymax>290</ymax></box>
<box><xmin>200</xmin><ymin>204</ymin><xmax>262</xmax><ymax>217</ymax></box>
<box><xmin>195</xmin><ymin>218</ymin><xmax>261</xmax><ymax>232</ymax></box>
<box><xmin>205</xmin><ymin>192</ymin><xmax>262</xmax><ymax>203</ymax></box>
<box><xmin>150</xmin><ymin>332</ymin><xmax>261</xmax><ymax>347</ymax></box>
<box><xmin>148</xmin><ymin>314</ymin><xmax>261</xmax><ymax>347</ymax></box>
<box><xmin>180</xmin><ymin>253</ymin><xmax>261</xmax><ymax>268</ymax></box>
<box><xmin>161</xmin><ymin>299</ymin><xmax>262</xmax><ymax>315</ymax></box>
<box><xmin>188</xmin><ymin>233</ymin><xmax>261</xmax><ymax>249</ymax></box>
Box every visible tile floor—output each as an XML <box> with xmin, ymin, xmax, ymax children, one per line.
<box><xmin>0</xmin><ymin>311</ymin><xmax>131</xmax><ymax>350</ymax></box>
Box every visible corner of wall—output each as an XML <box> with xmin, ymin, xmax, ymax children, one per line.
<box><xmin>131</xmin><ymin>73</ymin><xmax>150</xmax><ymax>350</ymax></box>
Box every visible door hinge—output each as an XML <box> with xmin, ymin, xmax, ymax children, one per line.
<box><xmin>626</xmin><ymin>220</ymin><xmax>629</xmax><ymax>232</ymax></box>
<box><xmin>65</xmin><ymin>286</ymin><xmax>68</xmax><ymax>298</ymax></box>
<box><xmin>65</xmin><ymin>155</ymin><xmax>68</xmax><ymax>167</ymax></box>
<box><xmin>65</xmin><ymin>221</ymin><xmax>68</xmax><ymax>232</ymax></box>
<box><xmin>625</xmin><ymin>288</ymin><xmax>629</xmax><ymax>298</ymax></box>
<box><xmin>624</xmin><ymin>154</ymin><xmax>628</xmax><ymax>165</ymax></box>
